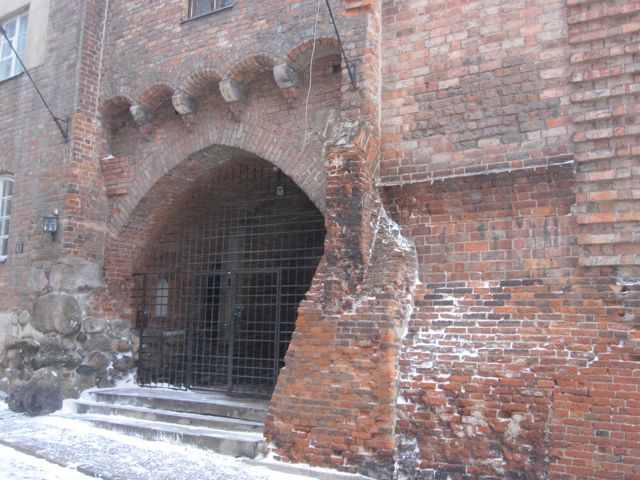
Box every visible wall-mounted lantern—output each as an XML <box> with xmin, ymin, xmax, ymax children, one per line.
<box><xmin>42</xmin><ymin>210</ymin><xmax>59</xmax><ymax>239</ymax></box>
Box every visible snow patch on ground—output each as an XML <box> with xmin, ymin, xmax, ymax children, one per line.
<box><xmin>0</xmin><ymin>405</ymin><xmax>329</xmax><ymax>480</ymax></box>
<box><xmin>0</xmin><ymin>445</ymin><xmax>94</xmax><ymax>480</ymax></box>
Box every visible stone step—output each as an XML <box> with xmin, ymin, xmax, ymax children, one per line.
<box><xmin>87</xmin><ymin>387</ymin><xmax>269</xmax><ymax>423</ymax></box>
<box><xmin>57</xmin><ymin>412</ymin><xmax>263</xmax><ymax>457</ymax></box>
<box><xmin>72</xmin><ymin>399</ymin><xmax>265</xmax><ymax>433</ymax></box>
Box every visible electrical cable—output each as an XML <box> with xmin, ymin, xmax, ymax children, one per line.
<box><xmin>0</xmin><ymin>26</ymin><xmax>69</xmax><ymax>141</ymax></box>
<box><xmin>324</xmin><ymin>0</ymin><xmax>357</xmax><ymax>90</ymax></box>
<box><xmin>302</xmin><ymin>0</ymin><xmax>322</xmax><ymax>150</ymax></box>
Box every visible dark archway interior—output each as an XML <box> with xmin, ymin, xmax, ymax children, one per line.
<box><xmin>132</xmin><ymin>156</ymin><xmax>325</xmax><ymax>397</ymax></box>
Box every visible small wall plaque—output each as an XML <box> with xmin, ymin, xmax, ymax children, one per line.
<box><xmin>15</xmin><ymin>242</ymin><xmax>23</xmax><ymax>254</ymax></box>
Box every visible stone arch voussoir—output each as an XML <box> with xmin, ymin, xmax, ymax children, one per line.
<box><xmin>136</xmin><ymin>82</ymin><xmax>176</xmax><ymax>111</ymax></box>
<box><xmin>98</xmin><ymin>94</ymin><xmax>134</xmax><ymax>130</ymax></box>
<box><xmin>179</xmin><ymin>65</ymin><xmax>224</xmax><ymax>97</ymax></box>
<box><xmin>227</xmin><ymin>52</ymin><xmax>282</xmax><ymax>85</ymax></box>
<box><xmin>286</xmin><ymin>36</ymin><xmax>341</xmax><ymax>71</ymax></box>
<box><xmin>98</xmin><ymin>94</ymin><xmax>134</xmax><ymax>118</ymax></box>
<box><xmin>105</xmin><ymin>118</ymin><xmax>326</xmax><ymax>283</ymax></box>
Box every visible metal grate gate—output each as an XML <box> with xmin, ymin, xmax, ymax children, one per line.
<box><xmin>132</xmin><ymin>159</ymin><xmax>325</xmax><ymax>397</ymax></box>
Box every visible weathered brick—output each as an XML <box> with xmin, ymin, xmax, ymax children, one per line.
<box><xmin>1</xmin><ymin>1</ymin><xmax>639</xmax><ymax>479</ymax></box>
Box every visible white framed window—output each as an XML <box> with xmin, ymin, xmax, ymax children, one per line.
<box><xmin>155</xmin><ymin>278</ymin><xmax>169</xmax><ymax>317</ymax></box>
<box><xmin>0</xmin><ymin>177</ymin><xmax>13</xmax><ymax>260</ymax></box>
<box><xmin>189</xmin><ymin>0</ymin><xmax>234</xmax><ymax>18</ymax></box>
<box><xmin>0</xmin><ymin>11</ymin><xmax>28</xmax><ymax>82</ymax></box>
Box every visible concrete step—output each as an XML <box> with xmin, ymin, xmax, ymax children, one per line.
<box><xmin>72</xmin><ymin>399</ymin><xmax>265</xmax><ymax>433</ymax></box>
<box><xmin>65</xmin><ymin>386</ymin><xmax>269</xmax><ymax>458</ymax></box>
<box><xmin>87</xmin><ymin>387</ymin><xmax>269</xmax><ymax>423</ymax></box>
<box><xmin>58</xmin><ymin>412</ymin><xmax>263</xmax><ymax>457</ymax></box>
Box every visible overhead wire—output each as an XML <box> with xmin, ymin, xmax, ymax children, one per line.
<box><xmin>0</xmin><ymin>26</ymin><xmax>69</xmax><ymax>141</ymax></box>
<box><xmin>302</xmin><ymin>0</ymin><xmax>322</xmax><ymax>150</ymax></box>
<box><xmin>324</xmin><ymin>0</ymin><xmax>357</xmax><ymax>89</ymax></box>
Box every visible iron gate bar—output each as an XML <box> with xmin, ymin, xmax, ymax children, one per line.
<box><xmin>225</xmin><ymin>272</ymin><xmax>235</xmax><ymax>392</ymax></box>
<box><xmin>231</xmin><ymin>270</ymin><xmax>281</xmax><ymax>396</ymax></box>
<box><xmin>132</xmin><ymin>158</ymin><xmax>325</xmax><ymax>397</ymax></box>
<box><xmin>186</xmin><ymin>269</ymin><xmax>287</xmax><ymax>395</ymax></box>
<box><xmin>185</xmin><ymin>273</ymin><xmax>197</xmax><ymax>390</ymax></box>
<box><xmin>273</xmin><ymin>269</ymin><xmax>282</xmax><ymax>386</ymax></box>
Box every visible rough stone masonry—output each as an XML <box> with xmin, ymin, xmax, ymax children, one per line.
<box><xmin>0</xmin><ymin>0</ymin><xmax>638</xmax><ymax>479</ymax></box>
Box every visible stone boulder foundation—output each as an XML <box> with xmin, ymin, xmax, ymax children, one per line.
<box><xmin>8</xmin><ymin>367</ymin><xmax>63</xmax><ymax>416</ymax></box>
<box><xmin>32</xmin><ymin>293</ymin><xmax>82</xmax><ymax>336</ymax></box>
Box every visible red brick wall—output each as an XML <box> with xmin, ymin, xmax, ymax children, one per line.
<box><xmin>62</xmin><ymin>0</ymin><xmax>110</xmax><ymax>262</ymax></box>
<box><xmin>0</xmin><ymin>0</ymin><xmax>85</xmax><ymax>309</ymax></box>
<box><xmin>380</xmin><ymin>0</ymin><xmax>572</xmax><ymax>183</ymax></box>
<box><xmin>264</xmin><ymin>125</ymin><xmax>417</xmax><ymax>479</ymax></box>
<box><xmin>91</xmin><ymin>0</ymin><xmax>383</xmax><ymax>291</ymax></box>
<box><xmin>384</xmin><ymin>164</ymin><xmax>640</xmax><ymax>479</ymax></box>
<box><xmin>93</xmin><ymin>58</ymin><xmax>342</xmax><ymax>320</ymax></box>
<box><xmin>101</xmin><ymin>0</ymin><xmax>342</xmax><ymax>93</ymax></box>
<box><xmin>98</xmin><ymin>0</ymin><xmax>371</xmax><ymax>121</ymax></box>
<box><xmin>66</xmin><ymin>0</ymin><xmax>376</xmax><ymax>268</ymax></box>
<box><xmin>568</xmin><ymin>0</ymin><xmax>640</xmax><ymax>271</ymax></box>
<box><xmin>561</xmin><ymin>3</ymin><xmax>640</xmax><ymax>473</ymax></box>
<box><xmin>2</xmin><ymin>0</ymin><xmax>639</xmax><ymax>478</ymax></box>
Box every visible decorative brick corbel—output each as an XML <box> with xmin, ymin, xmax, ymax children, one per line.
<box><xmin>218</xmin><ymin>78</ymin><xmax>245</xmax><ymax>121</ymax></box>
<box><xmin>172</xmin><ymin>91</ymin><xmax>197</xmax><ymax>115</ymax></box>
<box><xmin>172</xmin><ymin>91</ymin><xmax>198</xmax><ymax>128</ymax></box>
<box><xmin>129</xmin><ymin>104</ymin><xmax>154</xmax><ymax>135</ymax></box>
<box><xmin>273</xmin><ymin>63</ymin><xmax>300</xmax><ymax>106</ymax></box>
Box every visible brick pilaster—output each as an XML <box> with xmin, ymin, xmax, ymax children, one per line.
<box><xmin>568</xmin><ymin>0</ymin><xmax>640</xmax><ymax>274</ymax></box>
<box><xmin>265</xmin><ymin>122</ymin><xmax>418</xmax><ymax>478</ymax></box>
<box><xmin>62</xmin><ymin>0</ymin><xmax>109</xmax><ymax>261</ymax></box>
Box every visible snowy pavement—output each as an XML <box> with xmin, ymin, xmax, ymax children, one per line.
<box><xmin>0</xmin><ymin>400</ymin><xmax>350</xmax><ymax>480</ymax></box>
<box><xmin>0</xmin><ymin>444</ymin><xmax>94</xmax><ymax>480</ymax></box>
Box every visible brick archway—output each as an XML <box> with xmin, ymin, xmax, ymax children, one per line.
<box><xmin>102</xmin><ymin>139</ymin><xmax>326</xmax><ymax>316</ymax></box>
<box><xmin>103</xmin><ymin>115</ymin><xmax>327</xmax><ymax>235</ymax></box>
<box><xmin>124</xmin><ymin>155</ymin><xmax>326</xmax><ymax>396</ymax></box>
<box><xmin>96</xmin><ymin>46</ymin><xmax>343</xmax><ymax>321</ymax></box>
